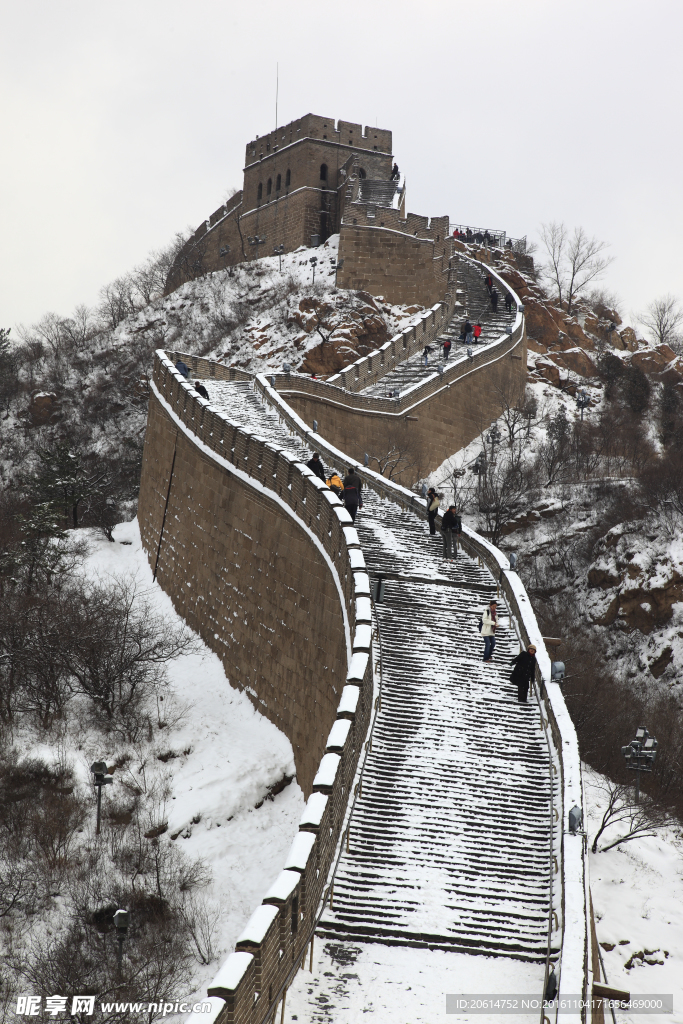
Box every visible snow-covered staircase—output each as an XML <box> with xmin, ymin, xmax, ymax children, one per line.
<box><xmin>203</xmin><ymin>378</ymin><xmax>557</xmax><ymax>963</ymax></box>
<box><xmin>360</xmin><ymin>262</ymin><xmax>517</xmax><ymax>398</ymax></box>
<box><xmin>320</xmin><ymin>501</ymin><xmax>557</xmax><ymax>960</ymax></box>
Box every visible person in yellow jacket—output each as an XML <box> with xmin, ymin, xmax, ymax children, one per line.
<box><xmin>326</xmin><ymin>472</ymin><xmax>344</xmax><ymax>497</ymax></box>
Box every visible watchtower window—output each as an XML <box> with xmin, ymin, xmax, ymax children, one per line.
<box><xmin>257</xmin><ymin>183</ymin><xmax>262</xmax><ymax>203</ymax></box>
<box><xmin>285</xmin><ymin>168</ymin><xmax>291</xmax><ymax>187</ymax></box>
<box><xmin>267</xmin><ymin>178</ymin><xmax>272</xmax><ymax>195</ymax></box>
<box><xmin>276</xmin><ymin>173</ymin><xmax>281</xmax><ymax>191</ymax></box>
<box><xmin>320</xmin><ymin>163</ymin><xmax>328</xmax><ymax>182</ymax></box>
<box><xmin>358</xmin><ymin>167</ymin><xmax>366</xmax><ymax>179</ymax></box>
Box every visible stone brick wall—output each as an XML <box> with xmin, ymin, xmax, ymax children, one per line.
<box><xmin>138</xmin><ymin>351</ymin><xmax>376</xmax><ymax>1024</ymax></box>
<box><xmin>139</xmin><ymin>357</ymin><xmax>370</xmax><ymax>796</ymax></box>
<box><xmin>273</xmin><ymin>329</ymin><xmax>526</xmax><ymax>484</ymax></box>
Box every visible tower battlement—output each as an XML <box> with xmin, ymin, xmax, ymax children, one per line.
<box><xmin>244</xmin><ymin>114</ymin><xmax>392</xmax><ymax>166</ymax></box>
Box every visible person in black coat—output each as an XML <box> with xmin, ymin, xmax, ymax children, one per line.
<box><xmin>194</xmin><ymin>380</ymin><xmax>209</xmax><ymax>400</ymax></box>
<box><xmin>342</xmin><ymin>467</ymin><xmax>363</xmax><ymax>522</ymax></box>
<box><xmin>510</xmin><ymin>645</ymin><xmax>537</xmax><ymax>703</ymax></box>
<box><xmin>490</xmin><ymin>288</ymin><xmax>499</xmax><ymax>312</ymax></box>
<box><xmin>441</xmin><ymin>504</ymin><xmax>462</xmax><ymax>560</ymax></box>
<box><xmin>307</xmin><ymin>452</ymin><xmax>326</xmax><ymax>481</ymax></box>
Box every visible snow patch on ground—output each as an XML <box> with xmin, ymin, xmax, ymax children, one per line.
<box><xmin>286</xmin><ymin>941</ymin><xmax>544</xmax><ymax>1023</ymax></box>
<box><xmin>586</xmin><ymin>768</ymin><xmax>683</xmax><ymax>1024</ymax></box>
<box><xmin>71</xmin><ymin>520</ymin><xmax>304</xmax><ymax>1005</ymax></box>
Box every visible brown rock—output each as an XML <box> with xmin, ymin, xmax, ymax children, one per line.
<box><xmin>656</xmin><ymin>343</ymin><xmax>677</xmax><ymax>362</ymax></box>
<box><xmin>649</xmin><ymin>646</ymin><xmax>673</xmax><ymax>678</ymax></box>
<box><xmin>599</xmin><ymin>572</ymin><xmax>683</xmax><ymax>634</ymax></box>
<box><xmin>564</xmin><ymin>319</ymin><xmax>596</xmax><ymax>350</ymax></box>
<box><xmin>497</xmin><ymin>267</ymin><xmax>532</xmax><ymax>301</ymax></box>
<box><xmin>659</xmin><ymin>366</ymin><xmax>683</xmax><ymax>387</ymax></box>
<box><xmin>587</xmin><ymin>567</ymin><xmax>621</xmax><ymax>590</ymax></box>
<box><xmin>631</xmin><ymin>349</ymin><xmax>670</xmax><ymax>374</ymax></box>
<box><xmin>527</xmin><ymin>338</ymin><xmax>548</xmax><ymax>354</ymax></box>
<box><xmin>29</xmin><ymin>392</ymin><xmax>59</xmax><ymax>426</ymax></box>
<box><xmin>525</xmin><ymin>300</ymin><xmax>561</xmax><ymax>348</ymax></box>
<box><xmin>594</xmin><ymin>594</ymin><xmax>620</xmax><ymax>626</ymax></box>
<box><xmin>534</xmin><ymin>360</ymin><xmax>561</xmax><ymax>388</ymax></box>
<box><xmin>619</xmin><ymin>327</ymin><xmax>640</xmax><ymax>352</ymax></box>
<box><xmin>552</xmin><ymin>348</ymin><xmax>597</xmax><ymax>377</ymax></box>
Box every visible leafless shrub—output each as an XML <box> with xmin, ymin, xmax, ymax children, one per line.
<box><xmin>588</xmin><ymin>777</ymin><xmax>672</xmax><ymax>853</ymax></box>
<box><xmin>60</xmin><ymin>576</ymin><xmax>198</xmax><ymax>739</ymax></box>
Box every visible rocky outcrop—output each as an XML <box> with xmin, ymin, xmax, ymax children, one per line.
<box><xmin>296</xmin><ymin>293</ymin><xmax>390</xmax><ymax>375</ymax></box>
<box><xmin>29</xmin><ymin>391</ymin><xmax>60</xmax><ymax>426</ymax></box>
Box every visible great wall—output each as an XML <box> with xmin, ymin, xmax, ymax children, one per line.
<box><xmin>138</xmin><ymin>115</ymin><xmax>604</xmax><ymax>1023</ymax></box>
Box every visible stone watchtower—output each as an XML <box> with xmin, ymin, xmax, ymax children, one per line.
<box><xmin>242</xmin><ymin>114</ymin><xmax>393</xmax><ymax>248</ymax></box>
<box><xmin>165</xmin><ymin>114</ymin><xmax>394</xmax><ymax>290</ymax></box>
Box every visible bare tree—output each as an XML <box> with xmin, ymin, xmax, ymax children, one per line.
<box><xmin>589</xmin><ymin>778</ymin><xmax>672</xmax><ymax>854</ymax></box>
<box><xmin>540</xmin><ymin>222</ymin><xmax>614</xmax><ymax>315</ymax></box>
<box><xmin>477</xmin><ymin>454</ymin><xmax>530</xmax><ymax>544</ymax></box>
<box><xmin>365</xmin><ymin>436</ymin><xmax>421</xmax><ymax>482</ymax></box>
<box><xmin>636</xmin><ymin>295</ymin><xmax>683</xmax><ymax>352</ymax></box>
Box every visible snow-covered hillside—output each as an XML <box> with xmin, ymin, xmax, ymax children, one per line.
<box><xmin>116</xmin><ymin>235</ymin><xmax>425</xmax><ymax>378</ymax></box>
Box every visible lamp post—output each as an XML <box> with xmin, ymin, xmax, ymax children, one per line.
<box><xmin>486</xmin><ymin>426</ymin><xmax>501</xmax><ymax>463</ymax></box>
<box><xmin>310</xmin><ymin>256</ymin><xmax>318</xmax><ymax>285</ymax></box>
<box><xmin>576</xmin><ymin>389</ymin><xmax>590</xmax><ymax>421</ymax></box>
<box><xmin>472</xmin><ymin>452</ymin><xmax>486</xmax><ymax>498</ymax></box>
<box><xmin>621</xmin><ymin>726</ymin><xmax>658</xmax><ymax>803</ymax></box>
<box><xmin>247</xmin><ymin>236</ymin><xmax>266</xmax><ymax>259</ymax></box>
<box><xmin>113</xmin><ymin>909</ymin><xmax>129</xmax><ymax>974</ymax></box>
<box><xmin>273</xmin><ymin>243</ymin><xmax>285</xmax><ymax>272</ymax></box>
<box><xmin>90</xmin><ymin>761</ymin><xmax>113</xmax><ymax>835</ymax></box>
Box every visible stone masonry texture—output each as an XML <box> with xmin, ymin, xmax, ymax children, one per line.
<box><xmin>138</xmin><ymin>393</ymin><xmax>348</xmax><ymax>796</ymax></box>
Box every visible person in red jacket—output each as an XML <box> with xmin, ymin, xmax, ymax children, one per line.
<box><xmin>473</xmin><ymin>323</ymin><xmax>482</xmax><ymax>343</ymax></box>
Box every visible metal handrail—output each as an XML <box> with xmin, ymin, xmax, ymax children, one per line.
<box><xmin>506</xmin><ymin>612</ymin><xmax>557</xmax><ymax>1024</ymax></box>
<box><xmin>450</xmin><ymin>223</ymin><xmax>527</xmax><ymax>253</ymax></box>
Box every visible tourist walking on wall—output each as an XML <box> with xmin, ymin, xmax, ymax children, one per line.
<box><xmin>343</xmin><ymin>466</ymin><xmax>363</xmax><ymax>522</ymax></box>
<box><xmin>505</xmin><ymin>291</ymin><xmax>513</xmax><ymax>313</ymax></box>
<box><xmin>307</xmin><ymin>452</ymin><xmax>326</xmax><ymax>481</ymax></box>
<box><xmin>510</xmin><ymin>645</ymin><xmax>537</xmax><ymax>703</ymax></box>
<box><xmin>490</xmin><ymin>288</ymin><xmax>499</xmax><ymax>312</ymax></box>
<box><xmin>484</xmin><ymin>273</ymin><xmax>493</xmax><ymax>293</ymax></box>
<box><xmin>427</xmin><ymin>488</ymin><xmax>440</xmax><ymax>535</ymax></box>
<box><xmin>326</xmin><ymin>471</ymin><xmax>344</xmax><ymax>497</ymax></box>
<box><xmin>473</xmin><ymin>323</ymin><xmax>482</xmax><ymax>343</ymax></box>
<box><xmin>423</xmin><ymin>345</ymin><xmax>432</xmax><ymax>366</ymax></box>
<box><xmin>441</xmin><ymin>504</ymin><xmax>462</xmax><ymax>560</ymax></box>
<box><xmin>463</xmin><ymin>320</ymin><xmax>473</xmax><ymax>344</ymax></box>
<box><xmin>443</xmin><ymin>338</ymin><xmax>452</xmax><ymax>361</ymax></box>
<box><xmin>175</xmin><ymin>359</ymin><xmax>189</xmax><ymax>378</ymax></box>
<box><xmin>480</xmin><ymin>600</ymin><xmax>498</xmax><ymax>662</ymax></box>
<box><xmin>193</xmin><ymin>380</ymin><xmax>209</xmax><ymax>400</ymax></box>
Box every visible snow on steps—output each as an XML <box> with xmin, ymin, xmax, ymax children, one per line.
<box><xmin>203</xmin><ymin>378</ymin><xmax>558</xmax><ymax>961</ymax></box>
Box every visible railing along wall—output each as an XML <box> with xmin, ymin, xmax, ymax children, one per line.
<box><xmin>246</xmin><ymin>373</ymin><xmax>590</xmax><ymax>1024</ymax></box>
<box><xmin>326</xmin><ymin>291</ymin><xmax>455</xmax><ymax>393</ymax></box>
<box><xmin>150</xmin><ymin>350</ymin><xmax>375</xmax><ymax>1024</ymax></box>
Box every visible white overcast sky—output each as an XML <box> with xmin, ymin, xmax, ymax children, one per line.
<box><xmin>1</xmin><ymin>0</ymin><xmax>681</xmax><ymax>329</ymax></box>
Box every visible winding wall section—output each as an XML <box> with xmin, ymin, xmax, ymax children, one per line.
<box><xmin>138</xmin><ymin>258</ymin><xmax>591</xmax><ymax>1023</ymax></box>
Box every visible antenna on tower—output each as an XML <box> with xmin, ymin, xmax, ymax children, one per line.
<box><xmin>275</xmin><ymin>63</ymin><xmax>279</xmax><ymax>132</ymax></box>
